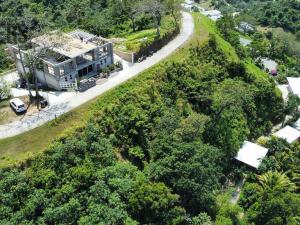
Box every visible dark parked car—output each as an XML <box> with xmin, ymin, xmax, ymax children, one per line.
<box><xmin>40</xmin><ymin>99</ymin><xmax>48</xmax><ymax>108</ymax></box>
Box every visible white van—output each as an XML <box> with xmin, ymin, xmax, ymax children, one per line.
<box><xmin>10</xmin><ymin>98</ymin><xmax>27</xmax><ymax>113</ymax></box>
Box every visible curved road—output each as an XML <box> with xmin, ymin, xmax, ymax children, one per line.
<box><xmin>0</xmin><ymin>12</ymin><xmax>194</xmax><ymax>139</ymax></box>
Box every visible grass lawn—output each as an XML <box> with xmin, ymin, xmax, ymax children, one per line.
<box><xmin>114</xmin><ymin>16</ymin><xmax>177</xmax><ymax>53</ymax></box>
<box><xmin>0</xmin><ymin>13</ymin><xmax>212</xmax><ymax>168</ymax></box>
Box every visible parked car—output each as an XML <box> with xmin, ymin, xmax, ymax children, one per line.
<box><xmin>40</xmin><ymin>99</ymin><xmax>48</xmax><ymax>108</ymax></box>
<box><xmin>15</xmin><ymin>79</ymin><xmax>27</xmax><ymax>89</ymax></box>
<box><xmin>10</xmin><ymin>98</ymin><xmax>27</xmax><ymax>113</ymax></box>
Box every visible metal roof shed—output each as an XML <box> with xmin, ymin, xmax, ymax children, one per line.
<box><xmin>287</xmin><ymin>77</ymin><xmax>300</xmax><ymax>97</ymax></box>
<box><xmin>273</xmin><ymin>125</ymin><xmax>300</xmax><ymax>144</ymax></box>
<box><xmin>235</xmin><ymin>141</ymin><xmax>268</xmax><ymax>169</ymax></box>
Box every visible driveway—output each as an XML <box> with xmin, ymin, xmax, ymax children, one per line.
<box><xmin>0</xmin><ymin>12</ymin><xmax>194</xmax><ymax>139</ymax></box>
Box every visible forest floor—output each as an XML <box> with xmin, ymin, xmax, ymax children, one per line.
<box><xmin>0</xmin><ymin>12</ymin><xmax>204</xmax><ymax>168</ymax></box>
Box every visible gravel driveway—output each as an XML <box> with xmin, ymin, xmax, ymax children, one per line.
<box><xmin>0</xmin><ymin>12</ymin><xmax>194</xmax><ymax>139</ymax></box>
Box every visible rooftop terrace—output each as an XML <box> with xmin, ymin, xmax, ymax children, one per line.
<box><xmin>31</xmin><ymin>31</ymin><xmax>98</xmax><ymax>59</ymax></box>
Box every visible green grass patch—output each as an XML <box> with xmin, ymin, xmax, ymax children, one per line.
<box><xmin>115</xmin><ymin>16</ymin><xmax>177</xmax><ymax>53</ymax></box>
<box><xmin>198</xmin><ymin>15</ymin><xmax>239</xmax><ymax>61</ymax></box>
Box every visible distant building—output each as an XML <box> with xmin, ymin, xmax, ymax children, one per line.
<box><xmin>239</xmin><ymin>37</ymin><xmax>252</xmax><ymax>47</ymax></box>
<box><xmin>202</xmin><ymin>10</ymin><xmax>223</xmax><ymax>21</ymax></box>
<box><xmin>273</xmin><ymin>126</ymin><xmax>300</xmax><ymax>144</ymax></box>
<box><xmin>287</xmin><ymin>77</ymin><xmax>300</xmax><ymax>97</ymax></box>
<box><xmin>235</xmin><ymin>141</ymin><xmax>268</xmax><ymax>169</ymax></box>
<box><xmin>232</xmin><ymin>12</ymin><xmax>240</xmax><ymax>17</ymax></box>
<box><xmin>8</xmin><ymin>30</ymin><xmax>114</xmax><ymax>91</ymax></box>
<box><xmin>261</xmin><ymin>58</ymin><xmax>278</xmax><ymax>76</ymax></box>
<box><xmin>237</xmin><ymin>22</ymin><xmax>255</xmax><ymax>34</ymax></box>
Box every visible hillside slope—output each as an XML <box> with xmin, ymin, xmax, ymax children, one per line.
<box><xmin>0</xmin><ymin>14</ymin><xmax>284</xmax><ymax>224</ymax></box>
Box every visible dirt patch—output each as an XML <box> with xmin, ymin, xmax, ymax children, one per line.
<box><xmin>0</xmin><ymin>96</ymin><xmax>40</xmax><ymax>125</ymax></box>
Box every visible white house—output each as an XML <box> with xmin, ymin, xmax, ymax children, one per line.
<box><xmin>273</xmin><ymin>125</ymin><xmax>300</xmax><ymax>144</ymax></box>
<box><xmin>287</xmin><ymin>77</ymin><xmax>300</xmax><ymax>97</ymax></box>
<box><xmin>202</xmin><ymin>10</ymin><xmax>223</xmax><ymax>21</ymax></box>
<box><xmin>237</xmin><ymin>22</ymin><xmax>255</xmax><ymax>34</ymax></box>
<box><xmin>239</xmin><ymin>37</ymin><xmax>252</xmax><ymax>47</ymax></box>
<box><xmin>261</xmin><ymin>58</ymin><xmax>278</xmax><ymax>76</ymax></box>
<box><xmin>235</xmin><ymin>141</ymin><xmax>269</xmax><ymax>169</ymax></box>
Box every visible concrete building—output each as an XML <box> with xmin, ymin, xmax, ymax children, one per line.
<box><xmin>8</xmin><ymin>30</ymin><xmax>114</xmax><ymax>91</ymax></box>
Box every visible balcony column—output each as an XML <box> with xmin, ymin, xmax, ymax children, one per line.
<box><xmin>108</xmin><ymin>43</ymin><xmax>114</xmax><ymax>64</ymax></box>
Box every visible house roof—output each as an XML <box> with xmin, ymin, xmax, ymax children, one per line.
<box><xmin>31</xmin><ymin>31</ymin><xmax>97</xmax><ymax>58</ymax></box>
<box><xmin>203</xmin><ymin>10</ymin><xmax>222</xmax><ymax>16</ymax></box>
<box><xmin>287</xmin><ymin>77</ymin><xmax>300</xmax><ymax>97</ymax></box>
<box><xmin>261</xmin><ymin>58</ymin><xmax>277</xmax><ymax>72</ymax></box>
<box><xmin>202</xmin><ymin>10</ymin><xmax>222</xmax><ymax>21</ymax></box>
<box><xmin>273</xmin><ymin>125</ymin><xmax>300</xmax><ymax>143</ymax></box>
<box><xmin>69</xmin><ymin>30</ymin><xmax>96</xmax><ymax>42</ymax></box>
<box><xmin>239</xmin><ymin>37</ymin><xmax>252</xmax><ymax>46</ymax></box>
<box><xmin>293</xmin><ymin>118</ymin><xmax>300</xmax><ymax>131</ymax></box>
<box><xmin>235</xmin><ymin>141</ymin><xmax>268</xmax><ymax>169</ymax></box>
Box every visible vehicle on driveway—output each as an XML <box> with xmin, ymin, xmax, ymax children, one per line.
<box><xmin>10</xmin><ymin>98</ymin><xmax>27</xmax><ymax>113</ymax></box>
<box><xmin>40</xmin><ymin>99</ymin><xmax>48</xmax><ymax>108</ymax></box>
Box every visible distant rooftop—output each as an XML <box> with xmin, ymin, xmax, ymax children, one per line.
<box><xmin>235</xmin><ymin>141</ymin><xmax>268</xmax><ymax>169</ymax></box>
<box><xmin>69</xmin><ymin>30</ymin><xmax>96</xmax><ymax>42</ymax></box>
<box><xmin>31</xmin><ymin>30</ymin><xmax>98</xmax><ymax>58</ymax></box>
<box><xmin>239</xmin><ymin>37</ymin><xmax>252</xmax><ymax>46</ymax></box>
<box><xmin>287</xmin><ymin>77</ymin><xmax>300</xmax><ymax>97</ymax></box>
<box><xmin>261</xmin><ymin>58</ymin><xmax>278</xmax><ymax>72</ymax></box>
<box><xmin>293</xmin><ymin>118</ymin><xmax>300</xmax><ymax>131</ymax></box>
<box><xmin>202</xmin><ymin>10</ymin><xmax>222</xmax><ymax>21</ymax></box>
<box><xmin>273</xmin><ymin>125</ymin><xmax>300</xmax><ymax>143</ymax></box>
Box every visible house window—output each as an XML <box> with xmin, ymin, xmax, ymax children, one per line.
<box><xmin>88</xmin><ymin>65</ymin><xmax>93</xmax><ymax>73</ymax></box>
<box><xmin>48</xmin><ymin>66</ymin><xmax>54</xmax><ymax>75</ymax></box>
<box><xmin>100</xmin><ymin>60</ymin><xmax>103</xmax><ymax>65</ymax></box>
<box><xmin>104</xmin><ymin>58</ymin><xmax>107</xmax><ymax>64</ymax></box>
<box><xmin>65</xmin><ymin>77</ymin><xmax>68</xmax><ymax>82</ymax></box>
<box><xmin>69</xmin><ymin>74</ymin><xmax>72</xmax><ymax>80</ymax></box>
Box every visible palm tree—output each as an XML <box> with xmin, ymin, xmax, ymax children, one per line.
<box><xmin>258</xmin><ymin>171</ymin><xmax>297</xmax><ymax>192</ymax></box>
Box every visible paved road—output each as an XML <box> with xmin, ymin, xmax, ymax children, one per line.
<box><xmin>0</xmin><ymin>12</ymin><xmax>194</xmax><ymax>139</ymax></box>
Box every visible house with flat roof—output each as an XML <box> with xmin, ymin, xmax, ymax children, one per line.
<box><xmin>202</xmin><ymin>10</ymin><xmax>222</xmax><ymax>21</ymax></box>
<box><xmin>8</xmin><ymin>30</ymin><xmax>114</xmax><ymax>91</ymax></box>
<box><xmin>237</xmin><ymin>22</ymin><xmax>255</xmax><ymax>34</ymax></box>
<box><xmin>235</xmin><ymin>141</ymin><xmax>268</xmax><ymax>169</ymax></box>
<box><xmin>261</xmin><ymin>58</ymin><xmax>278</xmax><ymax>76</ymax></box>
<box><xmin>287</xmin><ymin>77</ymin><xmax>300</xmax><ymax>97</ymax></box>
<box><xmin>273</xmin><ymin>125</ymin><xmax>300</xmax><ymax>144</ymax></box>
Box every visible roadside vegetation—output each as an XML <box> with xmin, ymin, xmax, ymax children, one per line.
<box><xmin>114</xmin><ymin>15</ymin><xmax>177</xmax><ymax>53</ymax></box>
<box><xmin>0</xmin><ymin>12</ymin><xmax>291</xmax><ymax>224</ymax></box>
<box><xmin>0</xmin><ymin>45</ymin><xmax>13</xmax><ymax>74</ymax></box>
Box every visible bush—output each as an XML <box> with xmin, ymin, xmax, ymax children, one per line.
<box><xmin>0</xmin><ymin>78</ymin><xmax>11</xmax><ymax>100</ymax></box>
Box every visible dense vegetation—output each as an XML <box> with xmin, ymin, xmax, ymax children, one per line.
<box><xmin>211</xmin><ymin>0</ymin><xmax>300</xmax><ymax>84</ymax></box>
<box><xmin>0</xmin><ymin>10</ymin><xmax>287</xmax><ymax>222</ymax></box>
<box><xmin>212</xmin><ymin>0</ymin><xmax>300</xmax><ymax>35</ymax></box>
<box><xmin>240</xmin><ymin>137</ymin><xmax>300</xmax><ymax>224</ymax></box>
